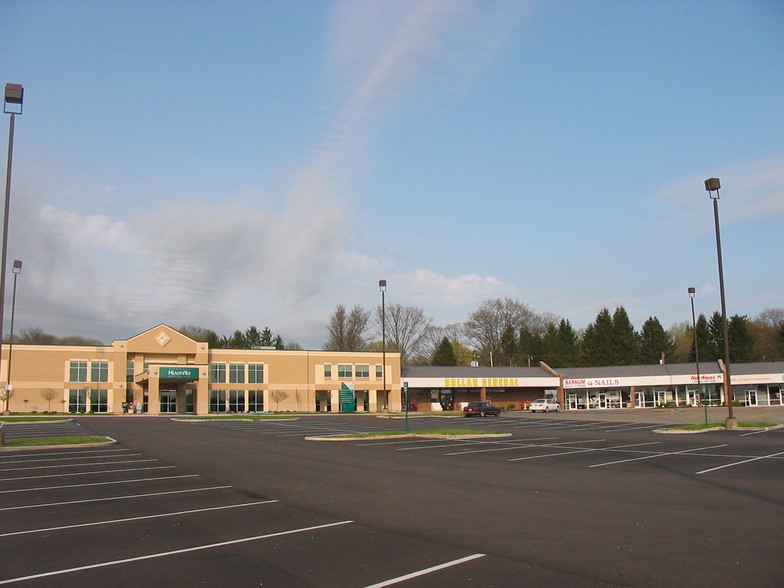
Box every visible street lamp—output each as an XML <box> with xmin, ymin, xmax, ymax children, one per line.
<box><xmin>704</xmin><ymin>178</ymin><xmax>736</xmax><ymax>429</ymax></box>
<box><xmin>2</xmin><ymin>84</ymin><xmax>23</xmax><ymax>415</ymax></box>
<box><xmin>379</xmin><ymin>280</ymin><xmax>386</xmax><ymax>412</ymax></box>
<box><xmin>688</xmin><ymin>287</ymin><xmax>707</xmax><ymax>425</ymax></box>
<box><xmin>4</xmin><ymin>260</ymin><xmax>21</xmax><ymax>414</ymax></box>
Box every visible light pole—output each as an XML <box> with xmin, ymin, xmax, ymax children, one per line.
<box><xmin>379</xmin><ymin>280</ymin><xmax>387</xmax><ymax>412</ymax></box>
<box><xmin>704</xmin><ymin>178</ymin><xmax>736</xmax><ymax>429</ymax></box>
<box><xmin>4</xmin><ymin>260</ymin><xmax>21</xmax><ymax>414</ymax></box>
<box><xmin>688</xmin><ymin>287</ymin><xmax>707</xmax><ymax>425</ymax></box>
<box><xmin>2</xmin><ymin>84</ymin><xmax>23</xmax><ymax>415</ymax></box>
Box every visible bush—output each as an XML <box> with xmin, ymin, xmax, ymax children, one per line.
<box><xmin>507</xmin><ymin>404</ymin><xmax>516</xmax><ymax>411</ymax></box>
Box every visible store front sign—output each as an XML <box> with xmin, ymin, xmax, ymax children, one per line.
<box><xmin>160</xmin><ymin>367</ymin><xmax>199</xmax><ymax>380</ymax></box>
<box><xmin>564</xmin><ymin>377</ymin><xmax>621</xmax><ymax>389</ymax></box>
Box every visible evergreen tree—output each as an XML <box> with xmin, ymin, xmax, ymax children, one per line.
<box><xmin>611</xmin><ymin>306</ymin><xmax>639</xmax><ymax>365</ymax></box>
<box><xmin>260</xmin><ymin>327</ymin><xmax>274</xmax><ymax>347</ymax></box>
<box><xmin>273</xmin><ymin>335</ymin><xmax>285</xmax><ymax>350</ymax></box>
<box><xmin>540</xmin><ymin>323</ymin><xmax>559</xmax><ymax>366</ymax></box>
<box><xmin>706</xmin><ymin>312</ymin><xmax>724</xmax><ymax>360</ymax></box>
<box><xmin>728</xmin><ymin>315</ymin><xmax>754</xmax><ymax>362</ymax></box>
<box><xmin>555</xmin><ymin>319</ymin><xmax>579</xmax><ymax>367</ymax></box>
<box><xmin>580</xmin><ymin>308</ymin><xmax>614</xmax><ymax>366</ymax></box>
<box><xmin>431</xmin><ymin>337</ymin><xmax>458</xmax><ymax>366</ymax></box>
<box><xmin>639</xmin><ymin>316</ymin><xmax>674</xmax><ymax>364</ymax></box>
<box><xmin>518</xmin><ymin>327</ymin><xmax>542</xmax><ymax>366</ymax></box>
<box><xmin>692</xmin><ymin>314</ymin><xmax>711</xmax><ymax>362</ymax></box>
<box><xmin>499</xmin><ymin>326</ymin><xmax>520</xmax><ymax>366</ymax></box>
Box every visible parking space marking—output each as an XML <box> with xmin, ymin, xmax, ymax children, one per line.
<box><xmin>0</xmin><ymin>520</ymin><xmax>354</xmax><ymax>585</ymax></box>
<box><xmin>0</xmin><ymin>485</ymin><xmax>233</xmax><ymax>512</ymax></box>
<box><xmin>364</xmin><ymin>553</ymin><xmax>486</xmax><ymax>587</ymax></box>
<box><xmin>695</xmin><ymin>450</ymin><xmax>784</xmax><ymax>475</ymax></box>
<box><xmin>0</xmin><ymin>458</ymin><xmax>158</xmax><ymax>473</ymax></box>
<box><xmin>0</xmin><ymin>473</ymin><xmax>198</xmax><ymax>494</ymax></box>
<box><xmin>589</xmin><ymin>444</ymin><xmax>728</xmax><ymax>468</ymax></box>
<box><xmin>509</xmin><ymin>441</ymin><xmax>660</xmax><ymax>462</ymax></box>
<box><xmin>0</xmin><ymin>465</ymin><xmax>175</xmax><ymax>482</ymax></box>
<box><xmin>0</xmin><ymin>500</ymin><xmax>278</xmax><ymax>538</ymax></box>
<box><xmin>0</xmin><ymin>451</ymin><xmax>139</xmax><ymax>465</ymax></box>
<box><xmin>441</xmin><ymin>437</ymin><xmax>568</xmax><ymax>456</ymax></box>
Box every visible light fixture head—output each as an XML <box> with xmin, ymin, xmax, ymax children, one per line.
<box><xmin>688</xmin><ymin>286</ymin><xmax>695</xmax><ymax>297</ymax></box>
<box><xmin>12</xmin><ymin>260</ymin><xmax>22</xmax><ymax>274</ymax></box>
<box><xmin>704</xmin><ymin>177</ymin><xmax>721</xmax><ymax>196</ymax></box>
<box><xmin>4</xmin><ymin>83</ymin><xmax>23</xmax><ymax>114</ymax></box>
<box><xmin>378</xmin><ymin>279</ymin><xmax>386</xmax><ymax>291</ymax></box>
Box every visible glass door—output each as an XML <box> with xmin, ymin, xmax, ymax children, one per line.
<box><xmin>745</xmin><ymin>389</ymin><xmax>757</xmax><ymax>406</ymax></box>
<box><xmin>160</xmin><ymin>390</ymin><xmax>176</xmax><ymax>413</ymax></box>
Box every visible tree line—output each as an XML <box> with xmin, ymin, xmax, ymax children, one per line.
<box><xmin>324</xmin><ymin>298</ymin><xmax>784</xmax><ymax>368</ymax></box>
<box><xmin>12</xmin><ymin>299</ymin><xmax>784</xmax><ymax>368</ymax></box>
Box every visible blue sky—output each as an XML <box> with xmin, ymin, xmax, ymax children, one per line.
<box><xmin>1</xmin><ymin>0</ymin><xmax>782</xmax><ymax>348</ymax></box>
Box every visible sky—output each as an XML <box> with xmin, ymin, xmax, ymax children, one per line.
<box><xmin>1</xmin><ymin>0</ymin><xmax>783</xmax><ymax>349</ymax></box>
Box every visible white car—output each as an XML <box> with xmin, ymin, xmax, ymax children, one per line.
<box><xmin>530</xmin><ymin>398</ymin><xmax>560</xmax><ymax>413</ymax></box>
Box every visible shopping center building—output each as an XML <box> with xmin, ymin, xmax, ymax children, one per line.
<box><xmin>402</xmin><ymin>361</ymin><xmax>784</xmax><ymax>411</ymax></box>
<box><xmin>0</xmin><ymin>324</ymin><xmax>402</xmax><ymax>415</ymax></box>
<box><xmin>1</xmin><ymin>323</ymin><xmax>781</xmax><ymax>415</ymax></box>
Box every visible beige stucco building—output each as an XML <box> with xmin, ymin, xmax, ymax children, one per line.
<box><xmin>0</xmin><ymin>324</ymin><xmax>402</xmax><ymax>415</ymax></box>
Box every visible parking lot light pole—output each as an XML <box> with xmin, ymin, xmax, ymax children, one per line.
<box><xmin>704</xmin><ymin>178</ymin><xmax>736</xmax><ymax>429</ymax></box>
<box><xmin>379</xmin><ymin>280</ymin><xmax>386</xmax><ymax>412</ymax></box>
<box><xmin>5</xmin><ymin>260</ymin><xmax>21</xmax><ymax>414</ymax></box>
<box><xmin>688</xmin><ymin>287</ymin><xmax>707</xmax><ymax>425</ymax></box>
<box><xmin>2</xmin><ymin>84</ymin><xmax>23</xmax><ymax>415</ymax></box>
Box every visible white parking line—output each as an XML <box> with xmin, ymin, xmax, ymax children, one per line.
<box><xmin>364</xmin><ymin>553</ymin><xmax>486</xmax><ymax>587</ymax></box>
<box><xmin>696</xmin><ymin>450</ymin><xmax>784</xmax><ymax>475</ymax></box>
<box><xmin>0</xmin><ymin>458</ymin><xmax>158</xmax><ymax>473</ymax></box>
<box><xmin>0</xmin><ymin>485</ymin><xmax>233</xmax><ymax>512</ymax></box>
<box><xmin>0</xmin><ymin>500</ymin><xmax>278</xmax><ymax>538</ymax></box>
<box><xmin>0</xmin><ymin>452</ymin><xmax>140</xmax><ymax>465</ymax></box>
<box><xmin>0</xmin><ymin>474</ymin><xmax>198</xmax><ymax>494</ymax></box>
<box><xmin>0</xmin><ymin>465</ymin><xmax>175</xmax><ymax>482</ymax></box>
<box><xmin>589</xmin><ymin>444</ymin><xmax>728</xmax><ymax>468</ymax></box>
<box><xmin>0</xmin><ymin>520</ymin><xmax>354</xmax><ymax>585</ymax></box>
<box><xmin>442</xmin><ymin>437</ymin><xmax>563</xmax><ymax>456</ymax></box>
<box><xmin>510</xmin><ymin>441</ymin><xmax>659</xmax><ymax>462</ymax></box>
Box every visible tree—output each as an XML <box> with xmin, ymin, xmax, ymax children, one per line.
<box><xmin>414</xmin><ymin>323</ymin><xmax>467</xmax><ymax>364</ymax></box>
<box><xmin>611</xmin><ymin>307</ymin><xmax>639</xmax><ymax>365</ymax></box>
<box><xmin>464</xmin><ymin>298</ymin><xmax>541</xmax><ymax>364</ymax></box>
<box><xmin>499</xmin><ymin>326</ymin><xmax>520</xmax><ymax>366</ymax></box>
<box><xmin>728</xmin><ymin>315</ymin><xmax>754</xmax><ymax>362</ymax></box>
<box><xmin>555</xmin><ymin>319</ymin><xmax>579</xmax><ymax>367</ymax></box>
<box><xmin>269</xmin><ymin>390</ymin><xmax>289</xmax><ymax>411</ymax></box>
<box><xmin>706</xmin><ymin>312</ymin><xmax>724</xmax><ymax>360</ymax></box>
<box><xmin>324</xmin><ymin>304</ymin><xmax>370</xmax><ymax>351</ymax></box>
<box><xmin>178</xmin><ymin>325</ymin><xmax>220</xmax><ymax>345</ymax></box>
<box><xmin>639</xmin><ymin>317</ymin><xmax>674</xmax><ymax>364</ymax></box>
<box><xmin>373</xmin><ymin>304</ymin><xmax>432</xmax><ymax>364</ymax></box>
<box><xmin>518</xmin><ymin>327</ymin><xmax>542</xmax><ymax>367</ymax></box>
<box><xmin>40</xmin><ymin>388</ymin><xmax>58</xmax><ymax>412</ymax></box>
<box><xmin>431</xmin><ymin>337</ymin><xmax>458</xmax><ymax>366</ymax></box>
<box><xmin>750</xmin><ymin>309</ymin><xmax>784</xmax><ymax>361</ymax></box>
<box><xmin>580</xmin><ymin>308</ymin><xmax>614</xmax><ymax>366</ymax></box>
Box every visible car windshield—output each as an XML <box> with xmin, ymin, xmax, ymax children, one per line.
<box><xmin>534</xmin><ymin>399</ymin><xmax>547</xmax><ymax>403</ymax></box>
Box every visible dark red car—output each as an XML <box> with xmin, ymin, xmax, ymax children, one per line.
<box><xmin>463</xmin><ymin>401</ymin><xmax>501</xmax><ymax>417</ymax></box>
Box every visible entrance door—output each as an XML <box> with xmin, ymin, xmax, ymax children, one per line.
<box><xmin>567</xmin><ymin>394</ymin><xmax>578</xmax><ymax>410</ymax></box>
<box><xmin>160</xmin><ymin>391</ymin><xmax>176</xmax><ymax>413</ymax></box>
<box><xmin>745</xmin><ymin>389</ymin><xmax>757</xmax><ymax>406</ymax></box>
<box><xmin>598</xmin><ymin>393</ymin><xmax>608</xmax><ymax>409</ymax></box>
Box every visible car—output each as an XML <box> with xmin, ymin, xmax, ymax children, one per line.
<box><xmin>529</xmin><ymin>398</ymin><xmax>560</xmax><ymax>413</ymax></box>
<box><xmin>463</xmin><ymin>401</ymin><xmax>501</xmax><ymax>417</ymax></box>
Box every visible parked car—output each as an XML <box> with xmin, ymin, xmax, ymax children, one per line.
<box><xmin>529</xmin><ymin>398</ymin><xmax>560</xmax><ymax>413</ymax></box>
<box><xmin>463</xmin><ymin>401</ymin><xmax>501</xmax><ymax>417</ymax></box>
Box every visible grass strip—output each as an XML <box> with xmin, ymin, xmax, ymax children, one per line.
<box><xmin>675</xmin><ymin>422</ymin><xmax>777</xmax><ymax>431</ymax></box>
<box><xmin>2</xmin><ymin>436</ymin><xmax>113</xmax><ymax>447</ymax></box>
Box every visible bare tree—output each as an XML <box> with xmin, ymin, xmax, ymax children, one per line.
<box><xmin>269</xmin><ymin>390</ymin><xmax>289</xmax><ymax>412</ymax></box>
<box><xmin>372</xmin><ymin>304</ymin><xmax>432</xmax><ymax>364</ymax></box>
<box><xmin>324</xmin><ymin>305</ymin><xmax>370</xmax><ymax>351</ymax></box>
<box><xmin>414</xmin><ymin>323</ymin><xmax>468</xmax><ymax>364</ymax></box>
<box><xmin>464</xmin><ymin>298</ymin><xmax>542</xmax><ymax>363</ymax></box>
<box><xmin>40</xmin><ymin>388</ymin><xmax>58</xmax><ymax>413</ymax></box>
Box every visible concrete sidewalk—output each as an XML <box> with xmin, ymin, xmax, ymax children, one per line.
<box><xmin>509</xmin><ymin>405</ymin><xmax>784</xmax><ymax>426</ymax></box>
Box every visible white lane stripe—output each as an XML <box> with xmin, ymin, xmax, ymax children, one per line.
<box><xmin>510</xmin><ymin>441</ymin><xmax>660</xmax><ymax>462</ymax></box>
<box><xmin>696</xmin><ymin>450</ymin><xmax>784</xmax><ymax>475</ymax></box>
<box><xmin>364</xmin><ymin>553</ymin><xmax>486</xmax><ymax>587</ymax></box>
<box><xmin>0</xmin><ymin>452</ymin><xmax>139</xmax><ymax>465</ymax></box>
<box><xmin>0</xmin><ymin>520</ymin><xmax>354</xmax><ymax>585</ymax></box>
<box><xmin>0</xmin><ymin>485</ymin><xmax>233</xmax><ymax>512</ymax></box>
<box><xmin>0</xmin><ymin>449</ymin><xmax>132</xmax><ymax>465</ymax></box>
<box><xmin>0</xmin><ymin>458</ymin><xmax>157</xmax><ymax>473</ymax></box>
<box><xmin>0</xmin><ymin>474</ymin><xmax>198</xmax><ymax>494</ymax></box>
<box><xmin>0</xmin><ymin>500</ymin><xmax>278</xmax><ymax>538</ymax></box>
<box><xmin>590</xmin><ymin>444</ymin><xmax>728</xmax><ymax>468</ymax></box>
<box><xmin>444</xmin><ymin>438</ymin><xmax>595</xmax><ymax>456</ymax></box>
<box><xmin>0</xmin><ymin>465</ymin><xmax>175</xmax><ymax>482</ymax></box>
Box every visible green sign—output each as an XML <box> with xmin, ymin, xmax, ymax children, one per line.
<box><xmin>160</xmin><ymin>367</ymin><xmax>199</xmax><ymax>380</ymax></box>
<box><xmin>340</xmin><ymin>383</ymin><xmax>356</xmax><ymax>413</ymax></box>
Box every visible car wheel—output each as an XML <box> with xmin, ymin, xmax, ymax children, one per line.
<box><xmin>480</xmin><ymin>411</ymin><xmax>486</xmax><ymax>417</ymax></box>
<box><xmin>545</xmin><ymin>406</ymin><xmax>549</xmax><ymax>412</ymax></box>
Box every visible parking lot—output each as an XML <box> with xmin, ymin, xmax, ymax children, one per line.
<box><xmin>0</xmin><ymin>411</ymin><xmax>782</xmax><ymax>586</ymax></box>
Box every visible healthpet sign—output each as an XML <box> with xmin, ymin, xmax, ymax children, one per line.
<box><xmin>159</xmin><ymin>367</ymin><xmax>199</xmax><ymax>380</ymax></box>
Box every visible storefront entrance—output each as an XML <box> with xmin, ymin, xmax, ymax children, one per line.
<box><xmin>160</xmin><ymin>390</ymin><xmax>176</xmax><ymax>413</ymax></box>
<box><xmin>745</xmin><ymin>389</ymin><xmax>758</xmax><ymax>406</ymax></box>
